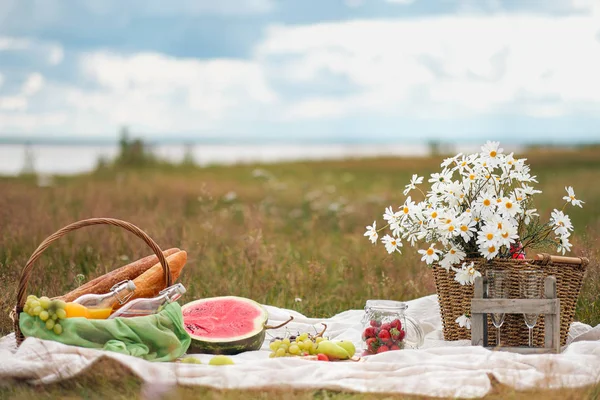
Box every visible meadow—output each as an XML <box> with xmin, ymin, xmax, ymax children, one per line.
<box><xmin>1</xmin><ymin>145</ymin><xmax>600</xmax><ymax>399</ymax></box>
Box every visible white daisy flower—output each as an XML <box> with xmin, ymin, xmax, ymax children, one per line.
<box><xmin>480</xmin><ymin>243</ymin><xmax>499</xmax><ymax>260</ymax></box>
<box><xmin>418</xmin><ymin>244</ymin><xmax>441</xmax><ymax>264</ymax></box>
<box><xmin>456</xmin><ymin>314</ymin><xmax>471</xmax><ymax>330</ymax></box>
<box><xmin>440</xmin><ymin>246</ymin><xmax>466</xmax><ymax>271</ymax></box>
<box><xmin>480</xmin><ymin>141</ymin><xmax>503</xmax><ymax>163</ymax></box>
<box><xmin>474</xmin><ymin>192</ymin><xmax>496</xmax><ymax>218</ymax></box>
<box><xmin>403</xmin><ymin>174</ymin><xmax>424</xmax><ymax>196</ymax></box>
<box><xmin>498</xmin><ymin>196</ymin><xmax>522</xmax><ymax>218</ymax></box>
<box><xmin>428</xmin><ymin>169</ymin><xmax>453</xmax><ymax>192</ymax></box>
<box><xmin>550</xmin><ymin>209</ymin><xmax>573</xmax><ymax>236</ymax></box>
<box><xmin>364</xmin><ymin>221</ymin><xmax>378</xmax><ymax>244</ymax></box>
<box><xmin>381</xmin><ymin>234</ymin><xmax>402</xmax><ymax>254</ymax></box>
<box><xmin>476</xmin><ymin>224</ymin><xmax>500</xmax><ymax>248</ymax></box>
<box><xmin>524</xmin><ymin>208</ymin><xmax>539</xmax><ymax>225</ymax></box>
<box><xmin>498</xmin><ymin>223</ymin><xmax>519</xmax><ymax>248</ymax></box>
<box><xmin>399</xmin><ymin>196</ymin><xmax>417</xmax><ymax>220</ymax></box>
<box><xmin>563</xmin><ymin>186</ymin><xmax>584</xmax><ymax>208</ymax></box>
<box><xmin>457</xmin><ymin>217</ymin><xmax>477</xmax><ymax>242</ymax></box>
<box><xmin>557</xmin><ymin>235</ymin><xmax>572</xmax><ymax>255</ymax></box>
<box><xmin>453</xmin><ymin>262</ymin><xmax>481</xmax><ymax>285</ymax></box>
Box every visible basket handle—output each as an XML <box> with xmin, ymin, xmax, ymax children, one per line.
<box><xmin>15</xmin><ymin>218</ymin><xmax>171</xmax><ymax>313</ymax></box>
<box><xmin>535</xmin><ymin>253</ymin><xmax>589</xmax><ymax>266</ymax></box>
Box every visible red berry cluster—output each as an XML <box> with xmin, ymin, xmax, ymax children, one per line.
<box><xmin>362</xmin><ymin>318</ymin><xmax>405</xmax><ymax>354</ymax></box>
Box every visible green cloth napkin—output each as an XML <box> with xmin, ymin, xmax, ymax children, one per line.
<box><xmin>19</xmin><ymin>302</ymin><xmax>191</xmax><ymax>362</ymax></box>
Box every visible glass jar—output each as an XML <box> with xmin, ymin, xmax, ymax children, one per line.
<box><xmin>360</xmin><ymin>300</ymin><xmax>424</xmax><ymax>354</ymax></box>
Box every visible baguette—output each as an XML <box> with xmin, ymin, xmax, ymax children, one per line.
<box><xmin>113</xmin><ymin>250</ymin><xmax>187</xmax><ymax>309</ymax></box>
<box><xmin>57</xmin><ymin>248</ymin><xmax>180</xmax><ymax>302</ymax></box>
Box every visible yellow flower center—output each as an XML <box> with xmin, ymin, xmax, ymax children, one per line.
<box><xmin>431</xmin><ymin>211</ymin><xmax>438</xmax><ymax>218</ymax></box>
<box><xmin>461</xmin><ymin>225</ymin><xmax>468</xmax><ymax>232</ymax></box>
<box><xmin>426</xmin><ymin>248</ymin><xmax>434</xmax><ymax>256</ymax></box>
<box><xmin>403</xmin><ymin>206</ymin><xmax>409</xmax><ymax>214</ymax></box>
<box><xmin>517</xmin><ymin>197</ymin><xmax>523</xmax><ymax>201</ymax></box>
<box><xmin>488</xmin><ymin>245</ymin><xmax>496</xmax><ymax>253</ymax></box>
<box><xmin>391</xmin><ymin>240</ymin><xmax>397</xmax><ymax>245</ymax></box>
<box><xmin>570</xmin><ymin>195</ymin><xmax>575</xmax><ymax>200</ymax></box>
<box><xmin>468</xmin><ymin>267</ymin><xmax>476</xmax><ymax>275</ymax></box>
<box><xmin>483</xmin><ymin>199</ymin><xmax>491</xmax><ymax>206</ymax></box>
<box><xmin>469</xmin><ymin>174</ymin><xmax>475</xmax><ymax>180</ymax></box>
<box><xmin>450</xmin><ymin>249</ymin><xmax>456</xmax><ymax>254</ymax></box>
<box><xmin>490</xmin><ymin>151</ymin><xmax>497</xmax><ymax>157</ymax></box>
<box><xmin>497</xmin><ymin>222</ymin><xmax>503</xmax><ymax>229</ymax></box>
<box><xmin>502</xmin><ymin>232</ymin><xmax>509</xmax><ymax>238</ymax></box>
<box><xmin>448</xmin><ymin>225</ymin><xmax>455</xmax><ymax>232</ymax></box>
<box><xmin>486</xmin><ymin>233</ymin><xmax>494</xmax><ymax>240</ymax></box>
<box><xmin>506</xmin><ymin>202</ymin><xmax>513</xmax><ymax>209</ymax></box>
<box><xmin>496</xmin><ymin>198</ymin><xmax>502</xmax><ymax>203</ymax></box>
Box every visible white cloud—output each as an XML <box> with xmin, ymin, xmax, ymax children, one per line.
<box><xmin>0</xmin><ymin>112</ymin><xmax>67</xmax><ymax>132</ymax></box>
<box><xmin>57</xmin><ymin>51</ymin><xmax>278</xmax><ymax>133</ymax></box>
<box><xmin>385</xmin><ymin>0</ymin><xmax>416</xmax><ymax>4</ymax></box>
<box><xmin>48</xmin><ymin>45</ymin><xmax>64</xmax><ymax>65</ymax></box>
<box><xmin>83</xmin><ymin>0</ymin><xmax>274</xmax><ymax>16</ymax></box>
<box><xmin>257</xmin><ymin>13</ymin><xmax>600</xmax><ymax>120</ymax></box>
<box><xmin>0</xmin><ymin>96</ymin><xmax>27</xmax><ymax>111</ymax></box>
<box><xmin>0</xmin><ymin>37</ymin><xmax>30</xmax><ymax>51</ymax></box>
<box><xmin>0</xmin><ymin>73</ymin><xmax>4</xmax><ymax>88</ymax></box>
<box><xmin>0</xmin><ymin>36</ymin><xmax>64</xmax><ymax>65</ymax></box>
<box><xmin>21</xmin><ymin>73</ymin><xmax>45</xmax><ymax>96</ymax></box>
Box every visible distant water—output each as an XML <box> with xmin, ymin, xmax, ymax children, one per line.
<box><xmin>0</xmin><ymin>143</ymin><xmax>522</xmax><ymax>176</ymax></box>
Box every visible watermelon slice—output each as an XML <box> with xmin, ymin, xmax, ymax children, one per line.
<box><xmin>182</xmin><ymin>296</ymin><xmax>270</xmax><ymax>355</ymax></box>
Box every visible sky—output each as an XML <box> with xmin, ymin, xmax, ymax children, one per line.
<box><xmin>0</xmin><ymin>0</ymin><xmax>599</xmax><ymax>143</ymax></box>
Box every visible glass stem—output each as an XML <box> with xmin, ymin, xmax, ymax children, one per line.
<box><xmin>496</xmin><ymin>327</ymin><xmax>501</xmax><ymax>347</ymax></box>
<box><xmin>528</xmin><ymin>327</ymin><xmax>533</xmax><ymax>347</ymax></box>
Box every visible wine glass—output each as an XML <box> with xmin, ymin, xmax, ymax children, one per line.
<box><xmin>486</xmin><ymin>270</ymin><xmax>508</xmax><ymax>347</ymax></box>
<box><xmin>519</xmin><ymin>270</ymin><xmax>542</xmax><ymax>347</ymax></box>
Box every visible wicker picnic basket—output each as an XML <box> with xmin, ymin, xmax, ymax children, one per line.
<box><xmin>10</xmin><ymin>217</ymin><xmax>172</xmax><ymax>347</ymax></box>
<box><xmin>432</xmin><ymin>253</ymin><xmax>589</xmax><ymax>347</ymax></box>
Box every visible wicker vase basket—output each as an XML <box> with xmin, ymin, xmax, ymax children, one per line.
<box><xmin>432</xmin><ymin>253</ymin><xmax>589</xmax><ymax>347</ymax></box>
<box><xmin>10</xmin><ymin>217</ymin><xmax>172</xmax><ymax>347</ymax></box>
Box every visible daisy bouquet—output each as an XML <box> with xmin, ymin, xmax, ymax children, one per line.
<box><xmin>365</xmin><ymin>141</ymin><xmax>584</xmax><ymax>285</ymax></box>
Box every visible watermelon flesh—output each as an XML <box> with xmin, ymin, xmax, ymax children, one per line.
<box><xmin>182</xmin><ymin>296</ymin><xmax>269</xmax><ymax>355</ymax></box>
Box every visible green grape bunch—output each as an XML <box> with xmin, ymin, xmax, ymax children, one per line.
<box><xmin>23</xmin><ymin>295</ymin><xmax>67</xmax><ymax>335</ymax></box>
<box><xmin>268</xmin><ymin>324</ymin><xmax>328</xmax><ymax>358</ymax></box>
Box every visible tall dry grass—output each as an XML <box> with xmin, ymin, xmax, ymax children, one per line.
<box><xmin>1</xmin><ymin>147</ymin><xmax>599</xmax><ymax>335</ymax></box>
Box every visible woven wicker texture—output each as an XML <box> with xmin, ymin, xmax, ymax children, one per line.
<box><xmin>433</xmin><ymin>254</ymin><xmax>588</xmax><ymax>347</ymax></box>
<box><xmin>11</xmin><ymin>218</ymin><xmax>171</xmax><ymax>346</ymax></box>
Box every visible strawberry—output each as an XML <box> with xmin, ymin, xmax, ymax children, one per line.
<box><xmin>370</xmin><ymin>319</ymin><xmax>381</xmax><ymax>327</ymax></box>
<box><xmin>366</xmin><ymin>337</ymin><xmax>378</xmax><ymax>353</ymax></box>
<box><xmin>376</xmin><ymin>345</ymin><xmax>389</xmax><ymax>353</ymax></box>
<box><xmin>380</xmin><ymin>322</ymin><xmax>392</xmax><ymax>331</ymax></box>
<box><xmin>398</xmin><ymin>329</ymin><xmax>406</xmax><ymax>341</ymax></box>
<box><xmin>390</xmin><ymin>344</ymin><xmax>401</xmax><ymax>351</ymax></box>
<box><xmin>378</xmin><ymin>329</ymin><xmax>391</xmax><ymax>341</ymax></box>
<box><xmin>317</xmin><ymin>353</ymin><xmax>330</xmax><ymax>361</ymax></box>
<box><xmin>362</xmin><ymin>327</ymin><xmax>376</xmax><ymax>339</ymax></box>
<box><xmin>390</xmin><ymin>327</ymin><xmax>401</xmax><ymax>341</ymax></box>
<box><xmin>390</xmin><ymin>319</ymin><xmax>402</xmax><ymax>330</ymax></box>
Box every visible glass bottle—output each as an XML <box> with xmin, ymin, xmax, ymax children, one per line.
<box><xmin>73</xmin><ymin>280</ymin><xmax>136</xmax><ymax>318</ymax></box>
<box><xmin>360</xmin><ymin>300</ymin><xmax>424</xmax><ymax>355</ymax></box>
<box><xmin>108</xmin><ymin>283</ymin><xmax>186</xmax><ymax>319</ymax></box>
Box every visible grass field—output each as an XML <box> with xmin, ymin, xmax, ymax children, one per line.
<box><xmin>1</xmin><ymin>146</ymin><xmax>600</xmax><ymax>399</ymax></box>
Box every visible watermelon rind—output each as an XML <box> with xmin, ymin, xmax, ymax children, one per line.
<box><xmin>182</xmin><ymin>296</ymin><xmax>269</xmax><ymax>355</ymax></box>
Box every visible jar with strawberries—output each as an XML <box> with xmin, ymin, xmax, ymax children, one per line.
<box><xmin>361</xmin><ymin>300</ymin><xmax>424</xmax><ymax>355</ymax></box>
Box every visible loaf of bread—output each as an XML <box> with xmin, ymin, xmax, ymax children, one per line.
<box><xmin>112</xmin><ymin>250</ymin><xmax>188</xmax><ymax>309</ymax></box>
<box><xmin>56</xmin><ymin>248</ymin><xmax>180</xmax><ymax>302</ymax></box>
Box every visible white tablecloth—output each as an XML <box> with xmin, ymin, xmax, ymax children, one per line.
<box><xmin>2</xmin><ymin>294</ymin><xmax>600</xmax><ymax>398</ymax></box>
